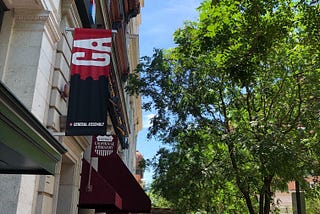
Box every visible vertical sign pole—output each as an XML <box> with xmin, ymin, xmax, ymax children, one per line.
<box><xmin>295</xmin><ymin>181</ymin><xmax>301</xmax><ymax>214</ymax></box>
<box><xmin>87</xmin><ymin>156</ymin><xmax>93</xmax><ymax>192</ymax></box>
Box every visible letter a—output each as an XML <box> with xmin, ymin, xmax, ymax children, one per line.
<box><xmin>74</xmin><ymin>38</ymin><xmax>111</xmax><ymax>52</ymax></box>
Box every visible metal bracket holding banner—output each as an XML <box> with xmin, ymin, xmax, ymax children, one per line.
<box><xmin>65</xmin><ymin>27</ymin><xmax>117</xmax><ymax>34</ymax></box>
<box><xmin>50</xmin><ymin>132</ymin><xmax>66</xmax><ymax>136</ymax></box>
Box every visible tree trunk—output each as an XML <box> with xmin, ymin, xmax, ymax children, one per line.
<box><xmin>263</xmin><ymin>176</ymin><xmax>273</xmax><ymax>214</ymax></box>
<box><xmin>258</xmin><ymin>175</ymin><xmax>273</xmax><ymax>214</ymax></box>
<box><xmin>243</xmin><ymin>190</ymin><xmax>256</xmax><ymax>214</ymax></box>
<box><xmin>259</xmin><ymin>192</ymin><xmax>264</xmax><ymax>214</ymax></box>
<box><xmin>227</xmin><ymin>142</ymin><xmax>255</xmax><ymax>214</ymax></box>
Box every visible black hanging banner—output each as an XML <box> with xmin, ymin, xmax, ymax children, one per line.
<box><xmin>66</xmin><ymin>28</ymin><xmax>112</xmax><ymax>136</ymax></box>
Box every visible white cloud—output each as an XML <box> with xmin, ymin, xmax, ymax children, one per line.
<box><xmin>142</xmin><ymin>113</ymin><xmax>155</xmax><ymax>128</ymax></box>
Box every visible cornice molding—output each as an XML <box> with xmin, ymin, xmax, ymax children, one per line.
<box><xmin>3</xmin><ymin>0</ymin><xmax>43</xmax><ymax>10</ymax></box>
<box><xmin>14</xmin><ymin>9</ymin><xmax>50</xmax><ymax>22</ymax></box>
<box><xmin>13</xmin><ymin>9</ymin><xmax>61</xmax><ymax>45</ymax></box>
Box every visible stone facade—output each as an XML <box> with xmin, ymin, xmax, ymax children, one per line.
<box><xmin>0</xmin><ymin>0</ymin><xmax>144</xmax><ymax>213</ymax></box>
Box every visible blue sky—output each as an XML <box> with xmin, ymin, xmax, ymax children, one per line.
<box><xmin>137</xmin><ymin>0</ymin><xmax>202</xmax><ymax>184</ymax></box>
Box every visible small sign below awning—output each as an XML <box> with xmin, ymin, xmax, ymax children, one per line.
<box><xmin>91</xmin><ymin>135</ymin><xmax>118</xmax><ymax>158</ymax></box>
<box><xmin>79</xmin><ymin>159</ymin><xmax>122</xmax><ymax>211</ymax></box>
<box><xmin>98</xmin><ymin>155</ymin><xmax>151</xmax><ymax>213</ymax></box>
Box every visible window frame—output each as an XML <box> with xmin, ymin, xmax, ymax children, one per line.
<box><xmin>0</xmin><ymin>0</ymin><xmax>8</xmax><ymax>31</ymax></box>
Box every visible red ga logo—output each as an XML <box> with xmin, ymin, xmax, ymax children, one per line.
<box><xmin>71</xmin><ymin>37</ymin><xmax>112</xmax><ymax>80</ymax></box>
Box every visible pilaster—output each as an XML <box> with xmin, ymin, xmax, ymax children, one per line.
<box><xmin>61</xmin><ymin>0</ymin><xmax>81</xmax><ymax>28</ymax></box>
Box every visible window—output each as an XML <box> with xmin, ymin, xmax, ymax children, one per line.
<box><xmin>89</xmin><ymin>0</ymin><xmax>96</xmax><ymax>24</ymax></box>
<box><xmin>75</xmin><ymin>0</ymin><xmax>96</xmax><ymax>28</ymax></box>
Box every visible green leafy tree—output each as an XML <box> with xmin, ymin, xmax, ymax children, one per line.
<box><xmin>148</xmin><ymin>189</ymin><xmax>173</xmax><ymax>209</ymax></box>
<box><xmin>127</xmin><ymin>0</ymin><xmax>320</xmax><ymax>213</ymax></box>
<box><xmin>305</xmin><ymin>183</ymin><xmax>320</xmax><ymax>214</ymax></box>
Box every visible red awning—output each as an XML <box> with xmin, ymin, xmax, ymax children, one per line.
<box><xmin>98</xmin><ymin>155</ymin><xmax>151</xmax><ymax>213</ymax></box>
<box><xmin>79</xmin><ymin>159</ymin><xmax>122</xmax><ymax>211</ymax></box>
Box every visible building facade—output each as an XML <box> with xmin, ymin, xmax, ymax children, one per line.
<box><xmin>0</xmin><ymin>0</ymin><xmax>149</xmax><ymax>213</ymax></box>
<box><xmin>135</xmin><ymin>151</ymin><xmax>146</xmax><ymax>189</ymax></box>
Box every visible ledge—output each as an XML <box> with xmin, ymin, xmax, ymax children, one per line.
<box><xmin>0</xmin><ymin>81</ymin><xmax>67</xmax><ymax>174</ymax></box>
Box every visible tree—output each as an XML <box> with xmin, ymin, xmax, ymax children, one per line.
<box><xmin>126</xmin><ymin>0</ymin><xmax>320</xmax><ymax>213</ymax></box>
<box><xmin>148</xmin><ymin>189</ymin><xmax>173</xmax><ymax>209</ymax></box>
<box><xmin>305</xmin><ymin>182</ymin><xmax>320</xmax><ymax>213</ymax></box>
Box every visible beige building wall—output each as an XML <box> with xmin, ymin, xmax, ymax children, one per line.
<box><xmin>0</xmin><ymin>1</ymin><xmax>88</xmax><ymax>214</ymax></box>
<box><xmin>122</xmin><ymin>3</ymin><xmax>143</xmax><ymax>176</ymax></box>
<box><xmin>0</xmin><ymin>0</ymin><xmax>144</xmax><ymax>213</ymax></box>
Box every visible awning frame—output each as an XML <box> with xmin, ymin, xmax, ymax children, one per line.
<box><xmin>79</xmin><ymin>159</ymin><xmax>122</xmax><ymax>211</ymax></box>
<box><xmin>98</xmin><ymin>155</ymin><xmax>151</xmax><ymax>213</ymax></box>
<box><xmin>0</xmin><ymin>82</ymin><xmax>67</xmax><ymax>174</ymax></box>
